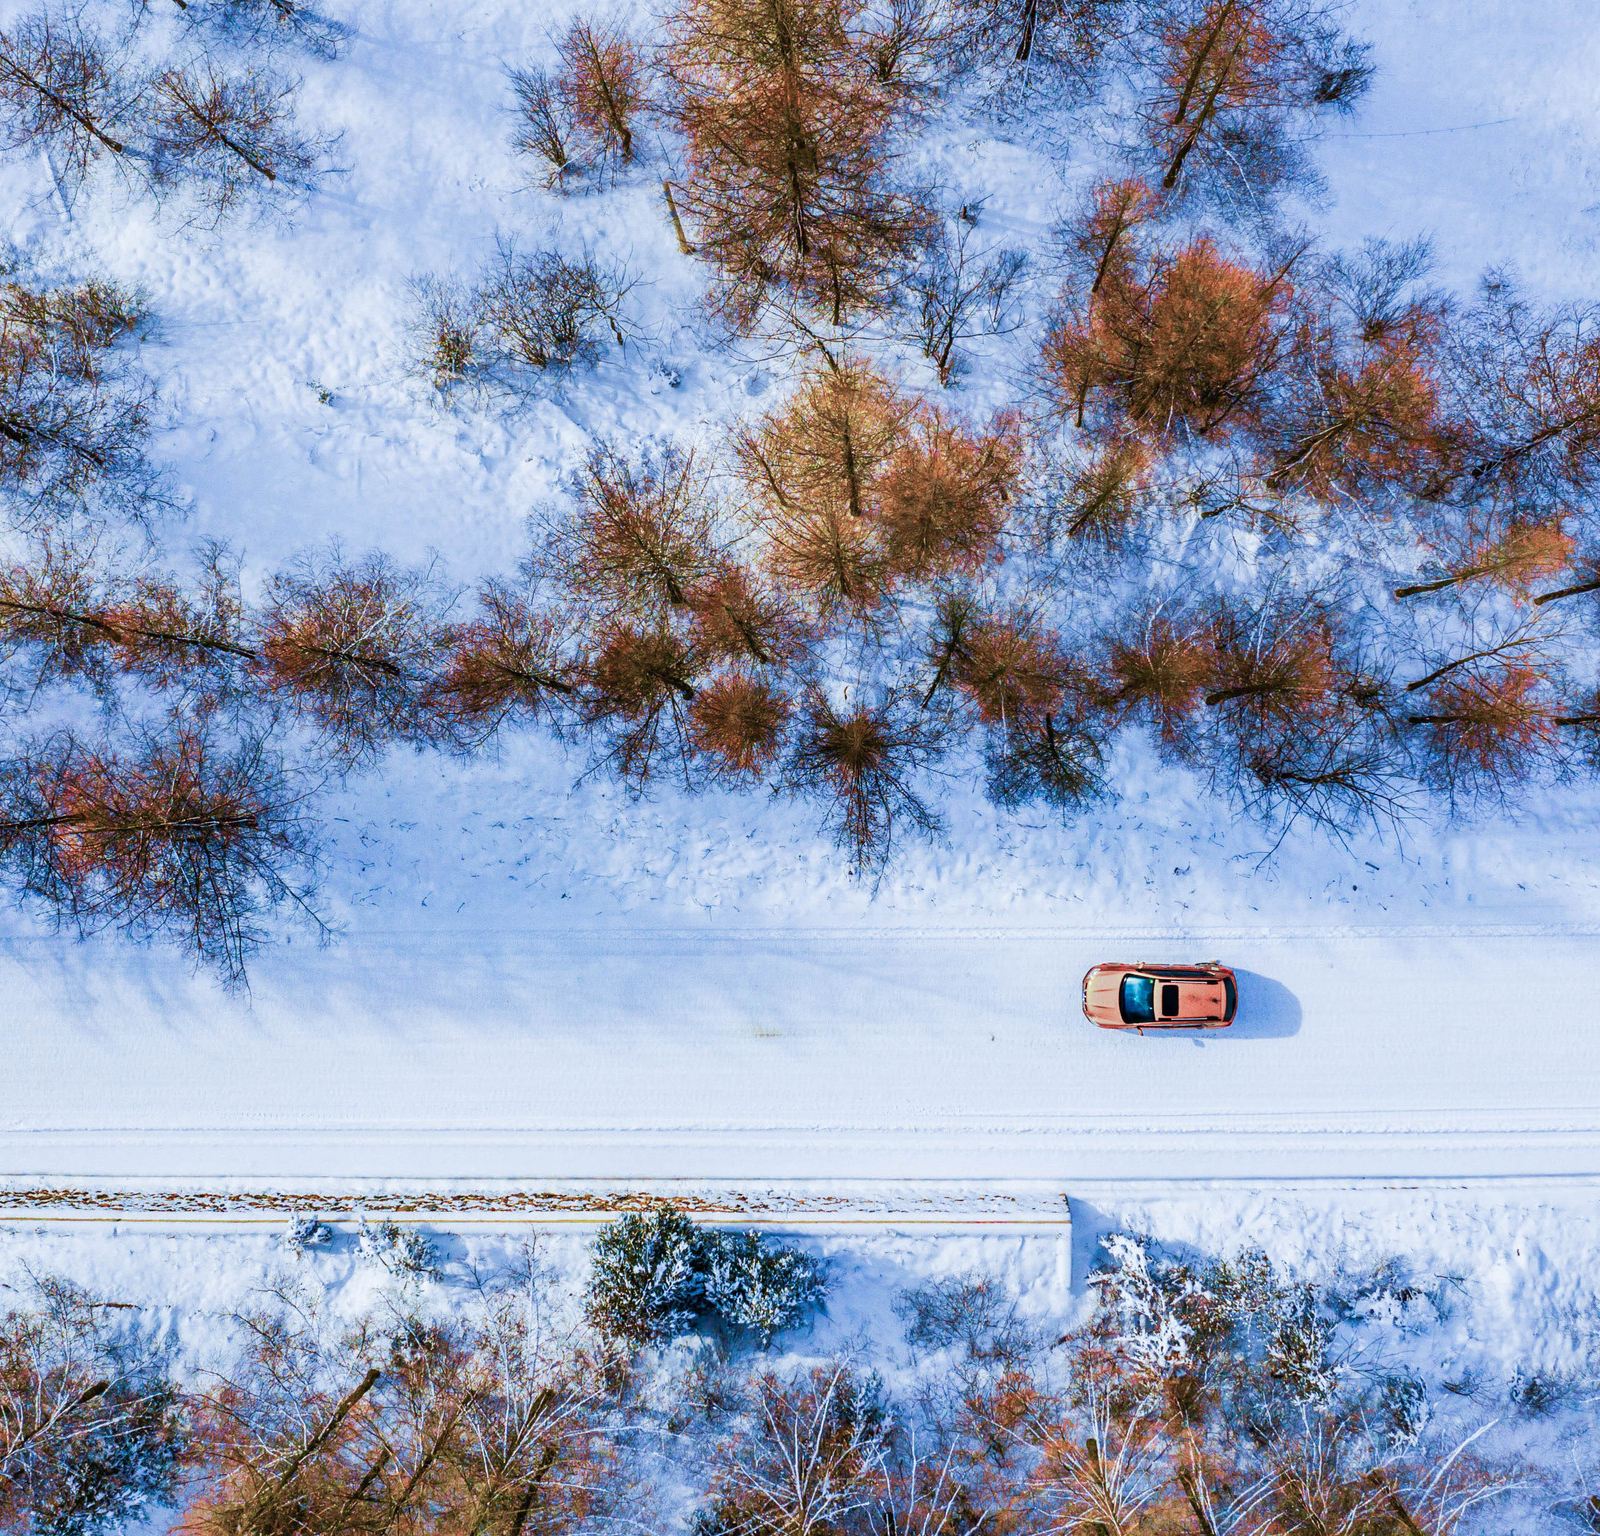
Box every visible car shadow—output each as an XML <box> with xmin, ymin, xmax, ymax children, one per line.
<box><xmin>1225</xmin><ymin>970</ymin><xmax>1302</xmax><ymax>1039</ymax></box>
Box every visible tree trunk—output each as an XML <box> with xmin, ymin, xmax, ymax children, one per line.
<box><xmin>1393</xmin><ymin>564</ymin><xmax>1493</xmax><ymax>600</ymax></box>
<box><xmin>662</xmin><ymin>181</ymin><xmax>694</xmax><ymax>254</ymax></box>
<box><xmin>0</xmin><ymin>54</ymin><xmax>127</xmax><ymax>155</ymax></box>
<box><xmin>1533</xmin><ymin>574</ymin><xmax>1600</xmax><ymax>606</ymax></box>
<box><xmin>271</xmin><ymin>1368</ymin><xmax>381</xmax><ymax>1491</ymax></box>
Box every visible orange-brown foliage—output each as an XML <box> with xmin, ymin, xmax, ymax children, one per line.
<box><xmin>875</xmin><ymin>408</ymin><xmax>1021</xmax><ymax>581</ymax></box>
<box><xmin>1104</xmin><ymin>615</ymin><xmax>1215</xmax><ymax>747</ymax></box>
<box><xmin>952</xmin><ymin>611</ymin><xmax>1068</xmax><ymax>726</ymax></box>
<box><xmin>687</xmin><ymin>562</ymin><xmax>810</xmax><ymax>668</ymax></box>
<box><xmin>558</xmin><ymin>19</ymin><xmax>644</xmax><ymax>168</ymax></box>
<box><xmin>689</xmin><ymin>672</ymin><xmax>790</xmax><ymax>776</ymax></box>
<box><xmin>1046</xmin><ymin>235</ymin><xmax>1290</xmax><ymax>440</ymax></box>
<box><xmin>663</xmin><ymin>0</ymin><xmax>929</xmax><ymax>325</ymax></box>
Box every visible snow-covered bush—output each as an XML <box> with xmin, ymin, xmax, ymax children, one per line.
<box><xmin>585</xmin><ymin>1209</ymin><xmax>826</xmax><ymax>1349</ymax></box>
<box><xmin>355</xmin><ymin>1215</ymin><xmax>436</xmax><ymax>1278</ymax></box>
<box><xmin>1509</xmin><ymin>1367</ymin><xmax>1573</xmax><ymax>1417</ymax></box>
<box><xmin>702</xmin><ymin>1230</ymin><xmax>825</xmax><ymax>1344</ymax></box>
<box><xmin>585</xmin><ymin>1206</ymin><xmax>705</xmax><ymax>1348</ymax></box>
<box><xmin>0</xmin><ymin>1274</ymin><xmax>186</xmax><ymax>1536</ymax></box>
<box><xmin>1263</xmin><ymin>1283</ymin><xmax>1340</xmax><ymax>1404</ymax></box>
<box><xmin>1090</xmin><ymin>1233</ymin><xmax>1349</xmax><ymax>1407</ymax></box>
<box><xmin>1378</xmin><ymin>1370</ymin><xmax>1432</xmax><ymax>1448</ymax></box>
<box><xmin>282</xmin><ymin>1211</ymin><xmax>332</xmax><ymax>1256</ymax></box>
<box><xmin>1089</xmin><ymin>1232</ymin><xmax>1197</xmax><ymax>1377</ymax></box>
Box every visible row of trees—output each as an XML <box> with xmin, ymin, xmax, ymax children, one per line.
<box><xmin>1</xmin><ymin>1224</ymin><xmax>1581</xmax><ymax>1536</ymax></box>
<box><xmin>3</xmin><ymin>314</ymin><xmax>1599</xmax><ymax>978</ymax></box>
<box><xmin>501</xmin><ymin>0</ymin><xmax>1372</xmax><ymax>335</ymax></box>
<box><xmin>0</xmin><ymin>1</ymin><xmax>336</xmax><ymax>213</ymax></box>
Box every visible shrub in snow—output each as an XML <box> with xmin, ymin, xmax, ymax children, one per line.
<box><xmin>894</xmin><ymin>1273</ymin><xmax>1035</xmax><ymax>1364</ymax></box>
<box><xmin>585</xmin><ymin>1206</ymin><xmax>704</xmax><ymax>1348</ymax></box>
<box><xmin>585</xmin><ymin>1209</ymin><xmax>826</xmax><ymax>1349</ymax></box>
<box><xmin>1509</xmin><ymin>1368</ymin><xmax>1571</xmax><ymax>1417</ymax></box>
<box><xmin>1089</xmin><ymin>1232</ymin><xmax>1196</xmax><ymax>1377</ymax></box>
<box><xmin>1091</xmin><ymin>1234</ymin><xmax>1348</xmax><ymax>1407</ymax></box>
<box><xmin>282</xmin><ymin>1211</ymin><xmax>332</xmax><ymax>1256</ymax></box>
<box><xmin>1263</xmin><ymin>1284</ymin><xmax>1340</xmax><ymax>1405</ymax></box>
<box><xmin>702</xmin><ymin>1230</ymin><xmax>825</xmax><ymax>1344</ymax></box>
<box><xmin>355</xmin><ymin>1215</ymin><xmax>436</xmax><ymax>1278</ymax></box>
<box><xmin>1379</xmin><ymin>1370</ymin><xmax>1432</xmax><ymax>1448</ymax></box>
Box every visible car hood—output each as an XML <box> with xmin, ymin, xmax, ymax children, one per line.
<box><xmin>1085</xmin><ymin>968</ymin><xmax>1125</xmax><ymax>1017</ymax></box>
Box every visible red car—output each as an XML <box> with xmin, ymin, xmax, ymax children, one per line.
<box><xmin>1082</xmin><ymin>962</ymin><xmax>1238</xmax><ymax>1032</ymax></box>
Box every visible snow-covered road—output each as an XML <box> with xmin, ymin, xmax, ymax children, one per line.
<box><xmin>4</xmin><ymin>923</ymin><xmax>1597</xmax><ymax>1182</ymax></box>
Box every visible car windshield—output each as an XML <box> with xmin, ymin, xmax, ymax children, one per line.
<box><xmin>1120</xmin><ymin>974</ymin><xmax>1156</xmax><ymax>1024</ymax></box>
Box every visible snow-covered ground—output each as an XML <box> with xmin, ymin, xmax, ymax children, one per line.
<box><xmin>1</xmin><ymin>0</ymin><xmax>1598</xmax><ymax>1190</ymax></box>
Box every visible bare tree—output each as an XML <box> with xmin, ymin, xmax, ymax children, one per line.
<box><xmin>947</xmin><ymin>0</ymin><xmax>1126</xmax><ymax>79</ymax></box>
<box><xmin>860</xmin><ymin>0</ymin><xmax>952</xmax><ymax>100</ymax></box>
<box><xmin>687</xmin><ymin>560</ymin><xmax>812</xmax><ymax>670</ymax></box>
<box><xmin>704</xmin><ymin>1363</ymin><xmax>887</xmax><ymax>1535</ymax></box>
<box><xmin>253</xmin><ymin>548</ymin><xmax>454</xmax><ymax>762</ymax></box>
<box><xmin>507</xmin><ymin>63</ymin><xmax>574</xmax><ymax>189</ymax></box>
<box><xmin>183</xmin><ymin>1292</ymin><xmax>388</xmax><ymax>1534</ymax></box>
<box><xmin>737</xmin><ymin>360</ymin><xmax>912</xmax><ymax>525</ymax></box>
<box><xmin>148</xmin><ymin>60</ymin><xmax>332</xmax><ymax>217</ymax></box>
<box><xmin>1102</xmin><ymin>607</ymin><xmax>1215</xmax><ymax>754</ymax></box>
<box><xmin>0</xmin><ymin>722</ymin><xmax>322</xmax><ymax>987</ymax></box>
<box><xmin>475</xmin><ymin>239</ymin><xmax>636</xmax><ymax>377</ymax></box>
<box><xmin>738</xmin><ymin>361</ymin><xmax>912</xmax><ymax>615</ymax></box>
<box><xmin>2</xmin><ymin>272</ymin><xmax>146</xmax><ymax>376</ymax></box>
<box><xmin>1430</xmin><ymin>278</ymin><xmax>1600</xmax><ymax>519</ymax></box>
<box><xmin>945</xmin><ymin>602</ymin><xmax>1069</xmax><ymax>725</ymax></box>
<box><xmin>1031</xmin><ymin>436</ymin><xmax>1153</xmax><ymax>553</ymax></box>
<box><xmin>900</xmin><ymin>217</ymin><xmax>1029</xmax><ymax>386</ymax></box>
<box><xmin>0</xmin><ymin>10</ymin><xmax>145</xmax><ymax>201</ymax></box>
<box><xmin>1234</xmin><ymin>709</ymin><xmax>1412</xmax><ymax>847</ymax></box>
<box><xmin>1023</xmin><ymin>1388</ymin><xmax>1176</xmax><ymax>1535</ymax></box>
<box><xmin>407</xmin><ymin>272</ymin><xmax>483</xmax><ymax>389</ymax></box>
<box><xmin>171</xmin><ymin>0</ymin><xmax>347</xmax><ymax>58</ymax></box>
<box><xmin>1202</xmin><ymin>592</ymin><xmax>1339</xmax><ymax>731</ymax></box>
<box><xmin>785</xmin><ymin>685</ymin><xmax>944</xmax><ymax>875</ymax></box>
<box><xmin>984</xmin><ymin>710</ymin><xmax>1106</xmax><ymax>813</ymax></box>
